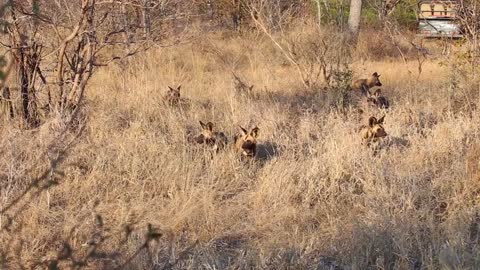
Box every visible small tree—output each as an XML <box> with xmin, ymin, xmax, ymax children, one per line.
<box><xmin>247</xmin><ymin>0</ymin><xmax>352</xmax><ymax>89</ymax></box>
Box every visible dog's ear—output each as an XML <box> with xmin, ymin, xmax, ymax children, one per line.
<box><xmin>368</xmin><ymin>117</ymin><xmax>377</xmax><ymax>127</ymax></box>
<box><xmin>200</xmin><ymin>121</ymin><xmax>214</xmax><ymax>131</ymax></box>
<box><xmin>177</xmin><ymin>85</ymin><xmax>181</xmax><ymax>91</ymax></box>
<box><xmin>250</xmin><ymin>127</ymin><xmax>259</xmax><ymax>138</ymax></box>
<box><xmin>239</xmin><ymin>126</ymin><xmax>248</xmax><ymax>136</ymax></box>
<box><xmin>168</xmin><ymin>86</ymin><xmax>175</xmax><ymax>91</ymax></box>
<box><xmin>206</xmin><ymin>122</ymin><xmax>214</xmax><ymax>132</ymax></box>
<box><xmin>377</xmin><ymin>115</ymin><xmax>385</xmax><ymax>124</ymax></box>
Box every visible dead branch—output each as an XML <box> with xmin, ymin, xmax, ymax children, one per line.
<box><xmin>56</xmin><ymin>0</ymin><xmax>93</xmax><ymax>113</ymax></box>
<box><xmin>247</xmin><ymin>3</ymin><xmax>309</xmax><ymax>88</ymax></box>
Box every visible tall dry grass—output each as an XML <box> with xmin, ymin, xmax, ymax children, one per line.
<box><xmin>2</xmin><ymin>26</ymin><xmax>480</xmax><ymax>269</ymax></box>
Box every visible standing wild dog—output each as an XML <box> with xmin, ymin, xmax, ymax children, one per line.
<box><xmin>234</xmin><ymin>126</ymin><xmax>259</xmax><ymax>159</ymax></box>
<box><xmin>191</xmin><ymin>121</ymin><xmax>228</xmax><ymax>152</ymax></box>
<box><xmin>351</xmin><ymin>72</ymin><xmax>383</xmax><ymax>95</ymax></box>
<box><xmin>359</xmin><ymin>115</ymin><xmax>387</xmax><ymax>147</ymax></box>
<box><xmin>367</xmin><ymin>89</ymin><xmax>390</xmax><ymax>109</ymax></box>
<box><xmin>163</xmin><ymin>85</ymin><xmax>181</xmax><ymax>106</ymax></box>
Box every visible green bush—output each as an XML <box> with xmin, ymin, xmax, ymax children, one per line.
<box><xmin>310</xmin><ymin>0</ymin><xmax>417</xmax><ymax>30</ymax></box>
<box><xmin>391</xmin><ymin>1</ymin><xmax>418</xmax><ymax>30</ymax></box>
<box><xmin>362</xmin><ymin>7</ymin><xmax>382</xmax><ymax>29</ymax></box>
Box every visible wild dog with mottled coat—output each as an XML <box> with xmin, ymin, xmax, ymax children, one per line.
<box><xmin>163</xmin><ymin>85</ymin><xmax>181</xmax><ymax>106</ymax></box>
<box><xmin>191</xmin><ymin>121</ymin><xmax>228</xmax><ymax>152</ymax></box>
<box><xmin>359</xmin><ymin>115</ymin><xmax>387</xmax><ymax>146</ymax></box>
<box><xmin>234</xmin><ymin>126</ymin><xmax>259</xmax><ymax>159</ymax></box>
<box><xmin>367</xmin><ymin>89</ymin><xmax>390</xmax><ymax>109</ymax></box>
<box><xmin>351</xmin><ymin>72</ymin><xmax>383</xmax><ymax>95</ymax></box>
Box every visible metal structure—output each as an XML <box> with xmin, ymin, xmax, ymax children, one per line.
<box><xmin>417</xmin><ymin>0</ymin><xmax>463</xmax><ymax>38</ymax></box>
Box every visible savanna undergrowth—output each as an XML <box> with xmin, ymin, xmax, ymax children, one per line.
<box><xmin>1</xmin><ymin>28</ymin><xmax>480</xmax><ymax>269</ymax></box>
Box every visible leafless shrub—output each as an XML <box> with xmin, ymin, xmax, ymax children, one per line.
<box><xmin>1</xmin><ymin>0</ymin><xmax>188</xmax><ymax>127</ymax></box>
<box><xmin>456</xmin><ymin>0</ymin><xmax>480</xmax><ymax>75</ymax></box>
<box><xmin>247</xmin><ymin>1</ymin><xmax>352</xmax><ymax>89</ymax></box>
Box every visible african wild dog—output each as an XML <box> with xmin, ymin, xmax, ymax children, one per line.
<box><xmin>191</xmin><ymin>121</ymin><xmax>228</xmax><ymax>152</ymax></box>
<box><xmin>351</xmin><ymin>72</ymin><xmax>383</xmax><ymax>95</ymax></box>
<box><xmin>163</xmin><ymin>85</ymin><xmax>181</xmax><ymax>106</ymax></box>
<box><xmin>367</xmin><ymin>89</ymin><xmax>390</xmax><ymax>109</ymax></box>
<box><xmin>359</xmin><ymin>115</ymin><xmax>387</xmax><ymax>146</ymax></box>
<box><xmin>234</xmin><ymin>126</ymin><xmax>259</xmax><ymax>159</ymax></box>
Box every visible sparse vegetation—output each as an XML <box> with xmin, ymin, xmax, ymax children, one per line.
<box><xmin>2</xmin><ymin>1</ymin><xmax>480</xmax><ymax>269</ymax></box>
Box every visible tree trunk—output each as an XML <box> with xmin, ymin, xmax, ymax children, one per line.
<box><xmin>8</xmin><ymin>3</ymin><xmax>39</xmax><ymax>126</ymax></box>
<box><xmin>313</xmin><ymin>0</ymin><xmax>322</xmax><ymax>29</ymax></box>
<box><xmin>348</xmin><ymin>0</ymin><xmax>362</xmax><ymax>43</ymax></box>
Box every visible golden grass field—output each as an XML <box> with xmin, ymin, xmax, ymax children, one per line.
<box><xmin>2</xmin><ymin>28</ymin><xmax>480</xmax><ymax>269</ymax></box>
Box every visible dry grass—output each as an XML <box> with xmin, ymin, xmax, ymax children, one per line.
<box><xmin>2</xmin><ymin>27</ymin><xmax>480</xmax><ymax>269</ymax></box>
